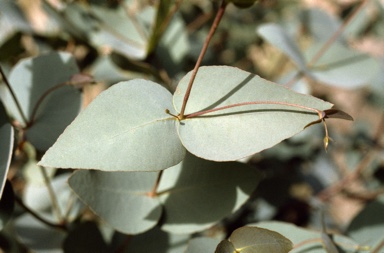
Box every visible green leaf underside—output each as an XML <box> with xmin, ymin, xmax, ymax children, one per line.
<box><xmin>68</xmin><ymin>170</ymin><xmax>161</xmax><ymax>234</ymax></box>
<box><xmin>158</xmin><ymin>153</ymin><xmax>262</xmax><ymax>234</ymax></box>
<box><xmin>39</xmin><ymin>80</ymin><xmax>185</xmax><ymax>171</ymax></box>
<box><xmin>229</xmin><ymin>226</ymin><xmax>293</xmax><ymax>253</ymax></box>
<box><xmin>173</xmin><ymin>66</ymin><xmax>333</xmax><ymax>161</ymax></box>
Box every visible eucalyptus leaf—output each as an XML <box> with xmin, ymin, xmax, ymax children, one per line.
<box><xmin>229</xmin><ymin>226</ymin><xmax>293</xmax><ymax>253</ymax></box>
<box><xmin>257</xmin><ymin>23</ymin><xmax>309</xmax><ymax>73</ymax></box>
<box><xmin>256</xmin><ymin>221</ymin><xmax>362</xmax><ymax>253</ymax></box>
<box><xmin>306</xmin><ymin>42</ymin><xmax>379</xmax><ymax>89</ymax></box>
<box><xmin>173</xmin><ymin>66</ymin><xmax>332</xmax><ymax>161</ymax></box>
<box><xmin>0</xmin><ymin>101</ymin><xmax>13</xmax><ymax>197</ymax></box>
<box><xmin>68</xmin><ymin>170</ymin><xmax>162</xmax><ymax>234</ymax></box>
<box><xmin>158</xmin><ymin>153</ymin><xmax>262</xmax><ymax>234</ymax></box>
<box><xmin>15</xmin><ymin>213</ymin><xmax>66</xmax><ymax>253</ymax></box>
<box><xmin>215</xmin><ymin>240</ymin><xmax>236</xmax><ymax>253</ymax></box>
<box><xmin>39</xmin><ymin>79</ymin><xmax>185</xmax><ymax>171</ymax></box>
<box><xmin>185</xmin><ymin>237</ymin><xmax>221</xmax><ymax>253</ymax></box>
<box><xmin>346</xmin><ymin>198</ymin><xmax>384</xmax><ymax>251</ymax></box>
<box><xmin>0</xmin><ymin>52</ymin><xmax>82</xmax><ymax>151</ymax></box>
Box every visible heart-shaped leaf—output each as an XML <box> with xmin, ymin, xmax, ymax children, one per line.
<box><xmin>173</xmin><ymin>66</ymin><xmax>333</xmax><ymax>161</ymax></box>
<box><xmin>158</xmin><ymin>153</ymin><xmax>262</xmax><ymax>234</ymax></box>
<box><xmin>69</xmin><ymin>153</ymin><xmax>261</xmax><ymax>235</ymax></box>
<box><xmin>68</xmin><ymin>170</ymin><xmax>162</xmax><ymax>234</ymax></box>
<box><xmin>39</xmin><ymin>79</ymin><xmax>185</xmax><ymax>171</ymax></box>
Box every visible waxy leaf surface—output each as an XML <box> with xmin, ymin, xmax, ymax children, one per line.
<box><xmin>0</xmin><ymin>52</ymin><xmax>81</xmax><ymax>151</ymax></box>
<box><xmin>173</xmin><ymin>66</ymin><xmax>333</xmax><ymax>161</ymax></box>
<box><xmin>39</xmin><ymin>80</ymin><xmax>185</xmax><ymax>171</ymax></box>
<box><xmin>228</xmin><ymin>226</ymin><xmax>293</xmax><ymax>253</ymax></box>
<box><xmin>69</xmin><ymin>170</ymin><xmax>161</xmax><ymax>234</ymax></box>
<box><xmin>158</xmin><ymin>153</ymin><xmax>262</xmax><ymax>234</ymax></box>
<box><xmin>0</xmin><ymin>101</ymin><xmax>13</xmax><ymax>197</ymax></box>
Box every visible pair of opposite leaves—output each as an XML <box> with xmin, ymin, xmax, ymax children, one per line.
<box><xmin>38</xmin><ymin>66</ymin><xmax>352</xmax><ymax>172</ymax></box>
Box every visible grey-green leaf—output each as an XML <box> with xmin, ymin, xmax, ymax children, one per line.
<box><xmin>186</xmin><ymin>237</ymin><xmax>221</xmax><ymax>253</ymax></box>
<box><xmin>39</xmin><ymin>79</ymin><xmax>185</xmax><ymax>171</ymax></box>
<box><xmin>173</xmin><ymin>66</ymin><xmax>332</xmax><ymax>161</ymax></box>
<box><xmin>68</xmin><ymin>170</ymin><xmax>162</xmax><ymax>234</ymax></box>
<box><xmin>257</xmin><ymin>23</ymin><xmax>308</xmax><ymax>72</ymax></box>
<box><xmin>229</xmin><ymin>226</ymin><xmax>293</xmax><ymax>253</ymax></box>
<box><xmin>158</xmin><ymin>153</ymin><xmax>262</xmax><ymax>234</ymax></box>
<box><xmin>306</xmin><ymin>42</ymin><xmax>379</xmax><ymax>89</ymax></box>
<box><xmin>0</xmin><ymin>52</ymin><xmax>82</xmax><ymax>151</ymax></box>
<box><xmin>0</xmin><ymin>101</ymin><xmax>13</xmax><ymax>198</ymax></box>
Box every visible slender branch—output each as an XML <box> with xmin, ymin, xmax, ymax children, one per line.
<box><xmin>28</xmin><ymin>82</ymin><xmax>67</xmax><ymax>127</ymax></box>
<box><xmin>147</xmin><ymin>170</ymin><xmax>164</xmax><ymax>198</ymax></box>
<box><xmin>184</xmin><ymin>100</ymin><xmax>322</xmax><ymax>119</ymax></box>
<box><xmin>179</xmin><ymin>0</ymin><xmax>228</xmax><ymax>119</ymax></box>
<box><xmin>14</xmin><ymin>195</ymin><xmax>68</xmax><ymax>231</ymax></box>
<box><xmin>0</xmin><ymin>65</ymin><xmax>29</xmax><ymax>125</ymax></box>
<box><xmin>39</xmin><ymin>166</ymin><xmax>64</xmax><ymax>222</ymax></box>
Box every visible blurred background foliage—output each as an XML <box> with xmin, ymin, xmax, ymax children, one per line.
<box><xmin>0</xmin><ymin>0</ymin><xmax>384</xmax><ymax>252</ymax></box>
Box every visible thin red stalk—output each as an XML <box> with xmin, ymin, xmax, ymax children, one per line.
<box><xmin>185</xmin><ymin>100</ymin><xmax>322</xmax><ymax>119</ymax></box>
<box><xmin>0</xmin><ymin>65</ymin><xmax>29</xmax><ymax>125</ymax></box>
<box><xmin>148</xmin><ymin>170</ymin><xmax>163</xmax><ymax>198</ymax></box>
<box><xmin>179</xmin><ymin>0</ymin><xmax>227</xmax><ymax>119</ymax></box>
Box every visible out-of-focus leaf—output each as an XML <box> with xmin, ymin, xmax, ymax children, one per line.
<box><xmin>306</xmin><ymin>42</ymin><xmax>379</xmax><ymax>89</ymax></box>
<box><xmin>68</xmin><ymin>170</ymin><xmax>162</xmax><ymax>235</ymax></box>
<box><xmin>173</xmin><ymin>66</ymin><xmax>333</xmax><ymax>161</ymax></box>
<box><xmin>321</xmin><ymin>232</ymin><xmax>339</xmax><ymax>253</ymax></box>
<box><xmin>15</xmin><ymin>213</ymin><xmax>66</xmax><ymax>253</ymax></box>
<box><xmin>346</xmin><ymin>198</ymin><xmax>384</xmax><ymax>251</ymax></box>
<box><xmin>158</xmin><ymin>153</ymin><xmax>262</xmax><ymax>234</ymax></box>
<box><xmin>23</xmin><ymin>173</ymin><xmax>82</xmax><ymax>221</ymax></box>
<box><xmin>257</xmin><ymin>23</ymin><xmax>309</xmax><ymax>73</ymax></box>
<box><xmin>0</xmin><ymin>101</ymin><xmax>13</xmax><ymax>198</ymax></box>
<box><xmin>63</xmin><ymin>3</ymin><xmax>149</xmax><ymax>59</ymax></box>
<box><xmin>300</xmin><ymin>9</ymin><xmax>342</xmax><ymax>42</ymax></box>
<box><xmin>156</xmin><ymin>12</ymin><xmax>190</xmax><ymax>77</ymax></box>
<box><xmin>185</xmin><ymin>237</ymin><xmax>221</xmax><ymax>253</ymax></box>
<box><xmin>63</xmin><ymin>221</ymin><xmax>109</xmax><ymax>253</ymax></box>
<box><xmin>228</xmin><ymin>226</ymin><xmax>293</xmax><ymax>253</ymax></box>
<box><xmin>0</xmin><ymin>52</ymin><xmax>82</xmax><ymax>151</ymax></box>
<box><xmin>257</xmin><ymin>221</ymin><xmax>363</xmax><ymax>253</ymax></box>
<box><xmin>215</xmin><ymin>240</ymin><xmax>236</xmax><ymax>253</ymax></box>
<box><xmin>39</xmin><ymin>80</ymin><xmax>185</xmax><ymax>172</ymax></box>
<box><xmin>147</xmin><ymin>0</ymin><xmax>173</xmax><ymax>54</ymax></box>
<box><xmin>0</xmin><ymin>0</ymin><xmax>31</xmax><ymax>46</ymax></box>
<box><xmin>0</xmin><ymin>181</ymin><xmax>14</xmax><ymax>230</ymax></box>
